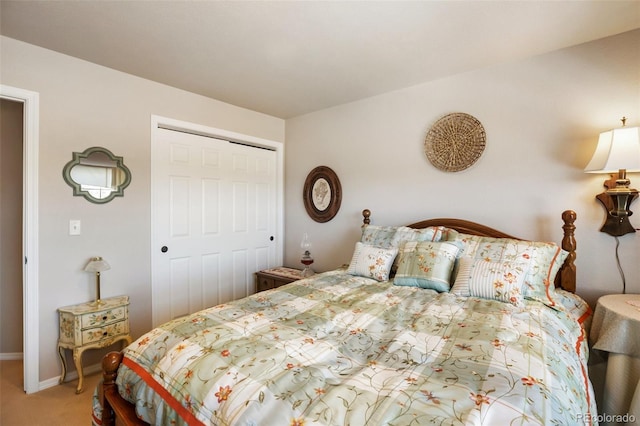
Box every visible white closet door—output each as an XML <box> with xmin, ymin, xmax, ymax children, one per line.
<box><xmin>152</xmin><ymin>126</ymin><xmax>277</xmax><ymax>326</ymax></box>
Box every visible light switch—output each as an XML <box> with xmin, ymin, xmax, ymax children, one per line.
<box><xmin>69</xmin><ymin>220</ymin><xmax>81</xmax><ymax>236</ymax></box>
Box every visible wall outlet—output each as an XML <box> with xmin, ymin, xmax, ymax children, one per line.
<box><xmin>69</xmin><ymin>220</ymin><xmax>81</xmax><ymax>236</ymax></box>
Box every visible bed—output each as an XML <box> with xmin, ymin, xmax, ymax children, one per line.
<box><xmin>96</xmin><ymin>209</ymin><xmax>597</xmax><ymax>425</ymax></box>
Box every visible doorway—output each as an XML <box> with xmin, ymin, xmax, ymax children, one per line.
<box><xmin>1</xmin><ymin>99</ymin><xmax>24</xmax><ymax>359</ymax></box>
<box><xmin>0</xmin><ymin>85</ymin><xmax>40</xmax><ymax>394</ymax></box>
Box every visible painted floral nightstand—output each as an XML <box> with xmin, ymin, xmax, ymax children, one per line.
<box><xmin>57</xmin><ymin>295</ymin><xmax>132</xmax><ymax>393</ymax></box>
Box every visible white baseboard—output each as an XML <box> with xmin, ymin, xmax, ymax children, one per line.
<box><xmin>2</xmin><ymin>355</ymin><xmax>104</xmax><ymax>392</ymax></box>
<box><xmin>39</xmin><ymin>362</ymin><xmax>103</xmax><ymax>391</ymax></box>
<box><xmin>0</xmin><ymin>352</ymin><xmax>23</xmax><ymax>361</ymax></box>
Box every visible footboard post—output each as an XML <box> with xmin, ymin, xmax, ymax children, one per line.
<box><xmin>102</xmin><ymin>351</ymin><xmax>123</xmax><ymax>426</ymax></box>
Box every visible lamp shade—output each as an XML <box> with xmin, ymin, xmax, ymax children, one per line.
<box><xmin>584</xmin><ymin>125</ymin><xmax>640</xmax><ymax>173</ymax></box>
<box><xmin>84</xmin><ymin>256</ymin><xmax>111</xmax><ymax>272</ymax></box>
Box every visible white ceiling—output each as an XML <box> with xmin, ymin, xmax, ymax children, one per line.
<box><xmin>2</xmin><ymin>1</ymin><xmax>639</xmax><ymax>118</ymax></box>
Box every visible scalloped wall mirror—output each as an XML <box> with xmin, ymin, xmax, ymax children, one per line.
<box><xmin>62</xmin><ymin>147</ymin><xmax>131</xmax><ymax>204</ymax></box>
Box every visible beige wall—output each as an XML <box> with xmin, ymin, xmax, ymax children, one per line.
<box><xmin>284</xmin><ymin>29</ymin><xmax>640</xmax><ymax>308</ymax></box>
<box><xmin>0</xmin><ymin>99</ymin><xmax>24</xmax><ymax>354</ymax></box>
<box><xmin>0</xmin><ymin>36</ymin><xmax>285</xmax><ymax>382</ymax></box>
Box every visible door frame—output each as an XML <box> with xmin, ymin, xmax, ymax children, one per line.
<box><xmin>0</xmin><ymin>85</ymin><xmax>40</xmax><ymax>394</ymax></box>
<box><xmin>150</xmin><ymin>115</ymin><xmax>284</xmax><ymax>326</ymax></box>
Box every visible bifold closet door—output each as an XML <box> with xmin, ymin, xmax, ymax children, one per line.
<box><xmin>152</xmin><ymin>127</ymin><xmax>277</xmax><ymax>326</ymax></box>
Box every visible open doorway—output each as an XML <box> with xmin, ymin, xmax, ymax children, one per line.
<box><xmin>0</xmin><ymin>99</ymin><xmax>24</xmax><ymax>361</ymax></box>
<box><xmin>0</xmin><ymin>85</ymin><xmax>40</xmax><ymax>394</ymax></box>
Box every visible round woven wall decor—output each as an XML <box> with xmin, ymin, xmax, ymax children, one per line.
<box><xmin>424</xmin><ymin>113</ymin><xmax>486</xmax><ymax>172</ymax></box>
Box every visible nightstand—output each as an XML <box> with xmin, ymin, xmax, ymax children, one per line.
<box><xmin>255</xmin><ymin>267</ymin><xmax>303</xmax><ymax>292</ymax></box>
<box><xmin>57</xmin><ymin>295</ymin><xmax>132</xmax><ymax>393</ymax></box>
<box><xmin>590</xmin><ymin>294</ymin><xmax>640</xmax><ymax>422</ymax></box>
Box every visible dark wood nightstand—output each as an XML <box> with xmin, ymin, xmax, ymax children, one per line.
<box><xmin>255</xmin><ymin>267</ymin><xmax>303</xmax><ymax>292</ymax></box>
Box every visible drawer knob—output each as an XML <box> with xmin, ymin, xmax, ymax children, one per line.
<box><xmin>103</xmin><ymin>331</ymin><xmax>108</xmax><ymax>336</ymax></box>
<box><xmin>102</xmin><ymin>316</ymin><xmax>108</xmax><ymax>321</ymax></box>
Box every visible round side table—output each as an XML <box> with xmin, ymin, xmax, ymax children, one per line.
<box><xmin>590</xmin><ymin>294</ymin><xmax>640</xmax><ymax>425</ymax></box>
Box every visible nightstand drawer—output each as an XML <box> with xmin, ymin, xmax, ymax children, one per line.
<box><xmin>81</xmin><ymin>320</ymin><xmax>128</xmax><ymax>345</ymax></box>
<box><xmin>257</xmin><ymin>276</ymin><xmax>276</xmax><ymax>292</ymax></box>
<box><xmin>81</xmin><ymin>306</ymin><xmax>126</xmax><ymax>328</ymax></box>
<box><xmin>255</xmin><ymin>267</ymin><xmax>303</xmax><ymax>292</ymax></box>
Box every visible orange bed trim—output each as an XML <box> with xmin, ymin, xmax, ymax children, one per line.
<box><xmin>122</xmin><ymin>356</ymin><xmax>206</xmax><ymax>426</ymax></box>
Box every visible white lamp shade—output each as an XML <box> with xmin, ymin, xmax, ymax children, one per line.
<box><xmin>84</xmin><ymin>256</ymin><xmax>111</xmax><ymax>272</ymax></box>
<box><xmin>584</xmin><ymin>126</ymin><xmax>640</xmax><ymax>173</ymax></box>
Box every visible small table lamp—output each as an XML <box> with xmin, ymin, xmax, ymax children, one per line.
<box><xmin>84</xmin><ymin>256</ymin><xmax>111</xmax><ymax>306</ymax></box>
<box><xmin>585</xmin><ymin>117</ymin><xmax>640</xmax><ymax>236</ymax></box>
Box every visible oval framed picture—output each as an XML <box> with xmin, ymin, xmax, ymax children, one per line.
<box><xmin>303</xmin><ymin>166</ymin><xmax>342</xmax><ymax>223</ymax></box>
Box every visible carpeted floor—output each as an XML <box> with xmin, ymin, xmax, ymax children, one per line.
<box><xmin>0</xmin><ymin>360</ymin><xmax>102</xmax><ymax>425</ymax></box>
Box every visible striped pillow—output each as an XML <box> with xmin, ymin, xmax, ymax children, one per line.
<box><xmin>451</xmin><ymin>257</ymin><xmax>530</xmax><ymax>306</ymax></box>
<box><xmin>446</xmin><ymin>233</ymin><xmax>567</xmax><ymax>308</ymax></box>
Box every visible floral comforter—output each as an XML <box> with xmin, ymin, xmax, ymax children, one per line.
<box><xmin>114</xmin><ymin>269</ymin><xmax>597</xmax><ymax>425</ymax></box>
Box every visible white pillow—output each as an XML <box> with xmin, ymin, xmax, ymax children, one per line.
<box><xmin>347</xmin><ymin>242</ymin><xmax>398</xmax><ymax>281</ymax></box>
<box><xmin>451</xmin><ymin>257</ymin><xmax>529</xmax><ymax>306</ymax></box>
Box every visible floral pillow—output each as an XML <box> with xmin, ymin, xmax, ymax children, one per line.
<box><xmin>523</xmin><ymin>246</ymin><xmax>568</xmax><ymax>308</ymax></box>
<box><xmin>360</xmin><ymin>225</ymin><xmax>401</xmax><ymax>249</ymax></box>
<box><xmin>451</xmin><ymin>257</ymin><xmax>530</xmax><ymax>306</ymax></box>
<box><xmin>346</xmin><ymin>242</ymin><xmax>398</xmax><ymax>281</ymax></box>
<box><xmin>448</xmin><ymin>233</ymin><xmax>567</xmax><ymax>308</ymax></box>
<box><xmin>391</xmin><ymin>226</ymin><xmax>444</xmax><ymax>246</ymax></box>
<box><xmin>393</xmin><ymin>241</ymin><xmax>461</xmax><ymax>292</ymax></box>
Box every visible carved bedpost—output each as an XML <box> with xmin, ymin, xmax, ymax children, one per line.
<box><xmin>557</xmin><ymin>210</ymin><xmax>577</xmax><ymax>293</ymax></box>
<box><xmin>362</xmin><ymin>209</ymin><xmax>371</xmax><ymax>226</ymax></box>
<box><xmin>102</xmin><ymin>351</ymin><xmax>124</xmax><ymax>426</ymax></box>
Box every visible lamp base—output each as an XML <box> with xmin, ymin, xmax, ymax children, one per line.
<box><xmin>90</xmin><ymin>299</ymin><xmax>106</xmax><ymax>308</ymax></box>
<box><xmin>595</xmin><ymin>189</ymin><xmax>637</xmax><ymax>237</ymax></box>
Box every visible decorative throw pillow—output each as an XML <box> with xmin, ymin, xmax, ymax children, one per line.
<box><xmin>393</xmin><ymin>241</ymin><xmax>461</xmax><ymax>292</ymax></box>
<box><xmin>451</xmin><ymin>257</ymin><xmax>529</xmax><ymax>306</ymax></box>
<box><xmin>389</xmin><ymin>226</ymin><xmax>445</xmax><ymax>275</ymax></box>
<box><xmin>346</xmin><ymin>242</ymin><xmax>398</xmax><ymax>281</ymax></box>
<box><xmin>449</xmin><ymin>234</ymin><xmax>567</xmax><ymax>308</ymax></box>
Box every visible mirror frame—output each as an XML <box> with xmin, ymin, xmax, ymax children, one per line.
<box><xmin>62</xmin><ymin>146</ymin><xmax>132</xmax><ymax>204</ymax></box>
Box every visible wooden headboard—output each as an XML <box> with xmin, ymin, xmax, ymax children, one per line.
<box><xmin>361</xmin><ymin>209</ymin><xmax>577</xmax><ymax>293</ymax></box>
